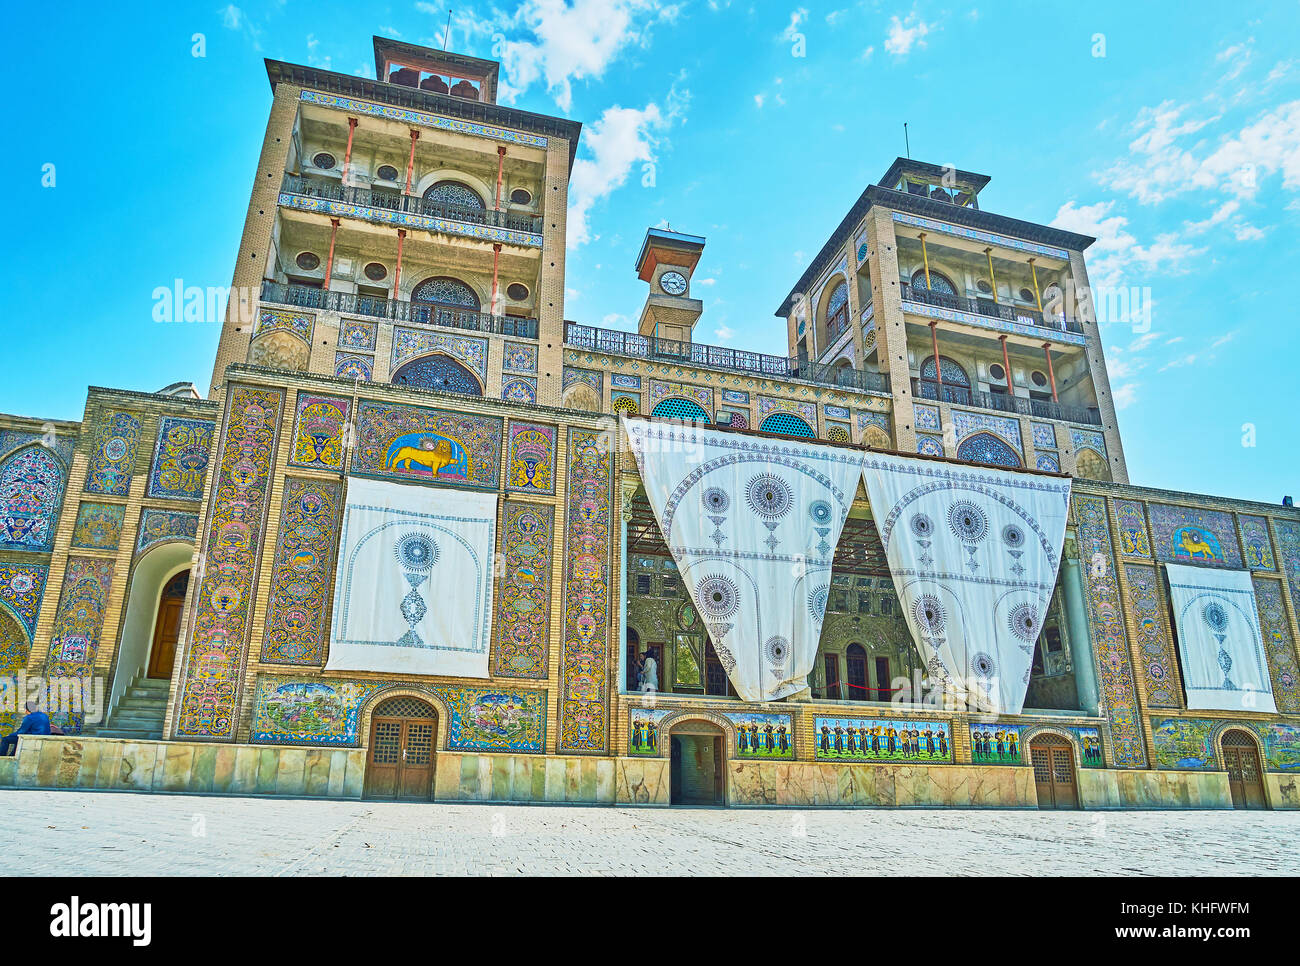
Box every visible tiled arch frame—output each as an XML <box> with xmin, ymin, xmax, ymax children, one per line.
<box><xmin>355</xmin><ymin>685</ymin><xmax>454</xmax><ymax>752</ymax></box>
<box><xmin>0</xmin><ymin>443</ymin><xmax>70</xmax><ymax>552</ymax></box>
<box><xmin>1210</xmin><ymin>721</ymin><xmax>1268</xmax><ymax>770</ymax></box>
<box><xmin>1019</xmin><ymin>723</ymin><xmax>1092</xmax><ymax>772</ymax></box>
<box><xmin>638</xmin><ymin>708</ymin><xmax>738</xmax><ymax>760</ymax></box>
<box><xmin>390</xmin><ymin>352</ymin><xmax>485</xmax><ymax>396</ymax></box>
<box><xmin>956</xmin><ymin>431</ymin><xmax>1023</xmax><ymax>468</ymax></box>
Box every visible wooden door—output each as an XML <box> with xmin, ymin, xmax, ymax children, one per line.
<box><xmin>364</xmin><ymin>698</ymin><xmax>438</xmax><ymax>800</ymax></box>
<box><xmin>1222</xmin><ymin>730</ymin><xmax>1267</xmax><ymax>809</ymax></box>
<box><xmin>1030</xmin><ymin>736</ymin><xmax>1078</xmax><ymax>809</ymax></box>
<box><xmin>846</xmin><ymin>645</ymin><xmax>869</xmax><ymax>701</ymax></box>
<box><xmin>670</xmin><ymin>731</ymin><xmax>725</xmax><ymax>806</ymax></box>
<box><xmin>147</xmin><ymin>571</ymin><xmax>189</xmax><ymax>679</ymax></box>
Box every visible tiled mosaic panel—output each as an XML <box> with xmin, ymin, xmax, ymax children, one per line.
<box><xmin>814</xmin><ymin>717</ymin><xmax>952</xmax><ymax>762</ymax></box>
<box><xmin>84</xmin><ymin>411</ymin><xmax>140</xmax><ymax>496</ymax></box>
<box><xmin>0</xmin><ymin>565</ymin><xmax>48</xmax><ymax>668</ymax></box>
<box><xmin>1152</xmin><ymin>718</ymin><xmax>1300</xmax><ymax>772</ymax></box>
<box><xmin>1278</xmin><ymin>520</ymin><xmax>1300</xmax><ymax>623</ymax></box>
<box><xmin>1238</xmin><ymin>515</ymin><xmax>1275</xmax><ymax>570</ymax></box>
<box><xmin>289</xmin><ymin>394</ymin><xmax>350</xmax><ymax>471</ymax></box>
<box><xmin>353</xmin><ymin>400</ymin><xmax>502</xmax><ymax>491</ymax></box>
<box><xmin>1070</xmin><ymin>726</ymin><xmax>1106</xmax><ymax>767</ymax></box>
<box><xmin>493</xmin><ymin>501</ymin><xmax>554</xmax><ymax>678</ymax></box>
<box><xmin>1114</xmin><ymin>500</ymin><xmax>1152</xmax><ymax>559</ymax></box>
<box><xmin>334</xmin><ymin>353</ymin><xmax>373</xmax><ymax>381</ymax></box>
<box><xmin>70</xmin><ymin>502</ymin><xmax>127</xmax><ymax>551</ymax></box>
<box><xmin>174</xmin><ymin>386</ymin><xmax>284</xmax><ymax>739</ymax></box>
<box><xmin>503</xmin><ymin>342</ymin><xmax>538</xmax><ymax>373</ymax></box>
<box><xmin>0</xmin><ymin>431</ymin><xmax>75</xmax><ymax>467</ymax></box>
<box><xmin>136</xmin><ymin>509</ymin><xmax>199</xmax><ymax>554</ymax></box>
<box><xmin>1254</xmin><ymin>577</ymin><xmax>1300</xmax><ymax>714</ymax></box>
<box><xmin>558</xmin><ymin>428</ymin><xmax>612</xmax><ymax>753</ymax></box>
<box><xmin>258</xmin><ymin>309</ymin><xmax>314</xmax><ymax>341</ymax></box>
<box><xmin>147</xmin><ymin>417</ymin><xmax>215</xmax><ymax>500</ymax></box>
<box><xmin>914</xmin><ymin>404</ymin><xmax>940</xmax><ymax>432</ymax></box>
<box><xmin>261</xmin><ymin>479</ymin><xmax>343</xmax><ymax>666</ymax></box>
<box><xmin>1035</xmin><ymin>454</ymin><xmax>1060</xmax><ymax>472</ymax></box>
<box><xmin>970</xmin><ymin>723</ymin><xmax>1023</xmax><ymax>764</ymax></box>
<box><xmin>1031</xmin><ymin>423</ymin><xmax>1056</xmax><ymax>450</ymax></box>
<box><xmin>952</xmin><ymin>409</ymin><xmax>1022</xmax><ymax>453</ymax></box>
<box><xmin>1147</xmin><ymin>503</ymin><xmax>1243</xmax><ymax>569</ymax></box>
<box><xmin>1122</xmin><ymin>564</ymin><xmax>1181</xmax><ymax>708</ymax></box>
<box><xmin>391</xmin><ymin>328</ymin><xmax>487</xmax><ymax>378</ymax></box>
<box><xmin>0</xmin><ymin>446</ymin><xmax>65</xmax><ymax>551</ymax></box>
<box><xmin>442</xmin><ymin>687</ymin><xmax>546</xmax><ymax>752</ymax></box>
<box><xmin>339</xmin><ymin>319</ymin><xmax>377</xmax><ymax>351</ymax></box>
<box><xmin>628</xmin><ymin>708</ymin><xmax>671</xmax><ymax>756</ymax></box>
<box><xmin>502</xmin><ymin>376</ymin><xmax>537</xmax><ymax>404</ymax></box>
<box><xmin>505</xmin><ymin>421</ymin><xmax>556</xmax><ymax>495</ymax></box>
<box><xmin>1073</xmin><ymin>495</ymin><xmax>1147</xmax><ymax>767</ymax></box>
<box><xmin>44</xmin><ymin>556</ymin><xmax>116</xmax><ymax>731</ymax></box>
<box><xmin>726</xmin><ymin>712</ymin><xmax>796</xmax><ymax>760</ymax></box>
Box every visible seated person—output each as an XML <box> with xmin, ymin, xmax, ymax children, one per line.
<box><xmin>0</xmin><ymin>701</ymin><xmax>52</xmax><ymax>756</ymax></box>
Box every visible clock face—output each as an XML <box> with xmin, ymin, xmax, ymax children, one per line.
<box><xmin>659</xmin><ymin>271</ymin><xmax>688</xmax><ymax>296</ymax></box>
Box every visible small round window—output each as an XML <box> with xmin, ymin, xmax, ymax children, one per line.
<box><xmin>376</xmin><ymin>164</ymin><xmax>400</xmax><ymax>182</ymax></box>
<box><xmin>989</xmin><ymin>363</ymin><xmax>1006</xmax><ymax>381</ymax></box>
<box><xmin>976</xmin><ymin>279</ymin><xmax>992</xmax><ymax>294</ymax></box>
<box><xmin>1020</xmin><ymin>287</ymin><xmax>1036</xmax><ymax>302</ymax></box>
<box><xmin>506</xmin><ymin>283</ymin><xmax>530</xmax><ymax>301</ymax></box>
<box><xmin>510</xmin><ymin>188</ymin><xmax>532</xmax><ymax>205</ymax></box>
<box><xmin>312</xmin><ymin>152</ymin><xmax>337</xmax><ymax>170</ymax></box>
<box><xmin>364</xmin><ymin>262</ymin><xmax>388</xmax><ymax>281</ymax></box>
<box><xmin>1030</xmin><ymin>370</ymin><xmax>1048</xmax><ymax>387</ymax></box>
<box><xmin>295</xmin><ymin>252</ymin><xmax>321</xmax><ymax>271</ymax></box>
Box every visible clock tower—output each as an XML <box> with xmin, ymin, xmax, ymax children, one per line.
<box><xmin>634</xmin><ymin>227</ymin><xmax>706</xmax><ymax>342</ymax></box>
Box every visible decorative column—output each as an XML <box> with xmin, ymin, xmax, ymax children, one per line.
<box><xmin>490</xmin><ymin>243</ymin><xmax>502</xmax><ymax>317</ymax></box>
<box><xmin>919</xmin><ymin>232</ymin><xmax>932</xmax><ymax>289</ymax></box>
<box><xmin>1028</xmin><ymin>257</ymin><xmax>1043</xmax><ymax>311</ymax></box>
<box><xmin>494</xmin><ymin>146</ymin><xmax>506</xmax><ymax>211</ymax></box>
<box><xmin>999</xmin><ymin>334</ymin><xmax>1012</xmax><ymax>392</ymax></box>
<box><xmin>392</xmin><ymin>229</ymin><xmax>407</xmax><ymax>301</ymax></box>
<box><xmin>1062</xmin><ymin>547</ymin><xmax>1100</xmax><ymax>716</ymax></box>
<box><xmin>340</xmin><ymin>117</ymin><xmax>358</xmax><ymax>185</ymax></box>
<box><xmin>929</xmin><ymin>321</ymin><xmax>943</xmax><ymax>398</ymax></box>
<box><xmin>404</xmin><ymin>129</ymin><xmax>420</xmax><ymax>196</ymax></box>
<box><xmin>1043</xmin><ymin>342</ymin><xmax>1059</xmax><ymax>402</ymax></box>
<box><xmin>323</xmin><ymin>218</ymin><xmax>340</xmax><ymax>288</ymax></box>
<box><xmin>984</xmin><ymin>247</ymin><xmax>999</xmax><ymax>303</ymax></box>
<box><xmin>618</xmin><ymin>484</ymin><xmax>633</xmax><ymax>697</ymax></box>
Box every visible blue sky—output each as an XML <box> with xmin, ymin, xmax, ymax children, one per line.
<box><xmin>6</xmin><ymin>0</ymin><xmax>1299</xmax><ymax>503</ymax></box>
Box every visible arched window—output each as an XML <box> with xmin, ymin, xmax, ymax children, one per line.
<box><xmin>650</xmin><ymin>398</ymin><xmax>710</xmax><ymax>423</ymax></box>
<box><xmin>955</xmin><ymin>432</ymin><xmax>1021</xmax><ymax>468</ymax></box>
<box><xmin>410</xmin><ymin>276</ymin><xmax>481</xmax><ymax>329</ymax></box>
<box><xmin>917</xmin><ymin>355</ymin><xmax>972</xmax><ymax>404</ymax></box>
<box><xmin>910</xmin><ymin>268</ymin><xmax>957</xmax><ymax>297</ymax></box>
<box><xmin>0</xmin><ymin>446</ymin><xmax>65</xmax><ymax>551</ymax></box>
<box><xmin>422</xmin><ymin>180</ymin><xmax>485</xmax><ymax>215</ymax></box>
<box><xmin>846</xmin><ymin>644</ymin><xmax>869</xmax><ymax>701</ymax></box>
<box><xmin>760</xmin><ymin>412</ymin><xmax>815</xmax><ymax>438</ymax></box>
<box><xmin>391</xmin><ymin>354</ymin><xmax>483</xmax><ymax>396</ymax></box>
<box><xmin>824</xmin><ymin>279</ymin><xmax>849</xmax><ymax>342</ymax></box>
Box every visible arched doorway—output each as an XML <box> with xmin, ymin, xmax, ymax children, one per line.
<box><xmin>918</xmin><ymin>355</ymin><xmax>971</xmax><ymax>404</ymax></box>
<box><xmin>365</xmin><ymin>695</ymin><xmax>439</xmax><ymax>800</ymax></box>
<box><xmin>1222</xmin><ymin>729</ymin><xmax>1267</xmax><ymax>809</ymax></box>
<box><xmin>390</xmin><ymin>354</ymin><xmax>483</xmax><ymax>395</ymax></box>
<box><xmin>669</xmin><ymin>719</ymin><xmax>725</xmax><ymax>806</ymax></box>
<box><xmin>1030</xmin><ymin>734</ymin><xmax>1078</xmax><ymax>809</ymax></box>
<box><xmin>147</xmin><ymin>571</ymin><xmax>189</xmax><ymax>679</ymax></box>
<box><xmin>846</xmin><ymin>644</ymin><xmax>869</xmax><ymax>702</ymax></box>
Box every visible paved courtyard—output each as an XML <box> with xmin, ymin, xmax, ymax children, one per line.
<box><xmin>4</xmin><ymin>788</ymin><xmax>1299</xmax><ymax>875</ymax></box>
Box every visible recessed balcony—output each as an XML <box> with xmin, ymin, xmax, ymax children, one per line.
<box><xmin>902</xmin><ymin>283</ymin><xmax>1086</xmax><ymax>340</ymax></box>
<box><xmin>910</xmin><ymin>378</ymin><xmax>1101</xmax><ymax>426</ymax></box>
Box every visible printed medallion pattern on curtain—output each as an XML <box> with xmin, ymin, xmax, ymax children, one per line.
<box><xmin>136</xmin><ymin>509</ymin><xmax>199</xmax><ymax>554</ymax></box>
<box><xmin>506</xmin><ymin>422</ymin><xmax>556</xmax><ymax>494</ymax></box>
<box><xmin>262</xmin><ymin>479</ymin><xmax>343</xmax><ymax>665</ymax></box>
<box><xmin>1073</xmin><ymin>495</ymin><xmax>1147</xmax><ymax>767</ymax></box>
<box><xmin>70</xmin><ymin>502</ymin><xmax>127</xmax><ymax>551</ymax></box>
<box><xmin>147</xmin><ymin>417</ymin><xmax>215</xmax><ymax>500</ymax></box>
<box><xmin>353</xmin><ymin>400</ymin><xmax>502</xmax><ymax>491</ymax></box>
<box><xmin>0</xmin><ymin>446</ymin><xmax>66</xmax><ymax>551</ymax></box>
<box><xmin>84</xmin><ymin>412</ymin><xmax>141</xmax><ymax>496</ymax></box>
<box><xmin>558</xmin><ymin>428</ymin><xmax>612</xmax><ymax>753</ymax></box>
<box><xmin>289</xmin><ymin>394</ymin><xmax>350</xmax><ymax>470</ymax></box>
<box><xmin>174</xmin><ymin>387</ymin><xmax>284</xmax><ymax>739</ymax></box>
<box><xmin>1123</xmin><ymin>563</ymin><xmax>1182</xmax><ymax>708</ymax></box>
<box><xmin>1253</xmin><ymin>577</ymin><xmax>1300</xmax><ymax>713</ymax></box>
<box><xmin>494</xmin><ymin>501</ymin><xmax>554</xmax><ymax>678</ymax></box>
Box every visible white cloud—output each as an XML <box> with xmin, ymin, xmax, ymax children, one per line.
<box><xmin>714</xmin><ymin>324</ymin><xmax>735</xmax><ymax>341</ymax></box>
<box><xmin>885</xmin><ymin>8</ymin><xmax>937</xmax><ymax>57</ymax></box>
<box><xmin>219</xmin><ymin>4</ymin><xmax>242</xmax><ymax>29</ymax></box>
<box><xmin>1112</xmin><ymin>383</ymin><xmax>1140</xmax><ymax>409</ymax></box>
<box><xmin>753</xmin><ymin>93</ymin><xmax>765</xmax><ymax>109</ymax></box>
<box><xmin>781</xmin><ymin>8</ymin><xmax>809</xmax><ymax>42</ymax></box>
<box><xmin>1051</xmin><ymin>200</ymin><xmax>1204</xmax><ymax>293</ymax></box>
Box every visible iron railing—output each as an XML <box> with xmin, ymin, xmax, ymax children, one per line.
<box><xmin>281</xmin><ymin>173</ymin><xmax>543</xmax><ymax>235</ymax></box>
<box><xmin>565</xmin><ymin>322</ymin><xmax>892</xmax><ymax>394</ymax></box>
<box><xmin>260</xmin><ymin>280</ymin><xmax>539</xmax><ymax>338</ymax></box>
<box><xmin>911</xmin><ymin>378</ymin><xmax>1102</xmax><ymax>426</ymax></box>
<box><xmin>902</xmin><ymin>283</ymin><xmax>1085</xmax><ymax>336</ymax></box>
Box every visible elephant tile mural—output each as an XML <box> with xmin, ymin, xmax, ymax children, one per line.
<box><xmin>970</xmin><ymin>722</ymin><xmax>1023</xmax><ymax>764</ymax></box>
<box><xmin>354</xmin><ymin>400</ymin><xmax>502</xmax><ymax>491</ymax></box>
<box><xmin>814</xmin><ymin>717</ymin><xmax>952</xmax><ymax>762</ymax></box>
<box><xmin>146</xmin><ymin>416</ymin><xmax>214</xmax><ymax>500</ymax></box>
<box><xmin>727</xmin><ymin>712</ymin><xmax>795</xmax><ymax>760</ymax></box>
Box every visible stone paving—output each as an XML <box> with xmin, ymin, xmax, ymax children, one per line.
<box><xmin>4</xmin><ymin>789</ymin><xmax>1299</xmax><ymax>875</ymax></box>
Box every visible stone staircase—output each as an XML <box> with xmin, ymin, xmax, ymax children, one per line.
<box><xmin>95</xmin><ymin>675</ymin><xmax>170</xmax><ymax>740</ymax></box>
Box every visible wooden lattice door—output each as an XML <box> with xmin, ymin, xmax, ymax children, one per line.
<box><xmin>1222</xmin><ymin>730</ymin><xmax>1267</xmax><ymax>809</ymax></box>
<box><xmin>1030</xmin><ymin>735</ymin><xmax>1078</xmax><ymax>809</ymax></box>
<box><xmin>365</xmin><ymin>697</ymin><xmax>438</xmax><ymax>800</ymax></box>
<box><xmin>147</xmin><ymin>571</ymin><xmax>189</xmax><ymax>679</ymax></box>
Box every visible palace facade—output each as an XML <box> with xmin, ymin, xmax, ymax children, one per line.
<box><xmin>3</xmin><ymin>37</ymin><xmax>1299</xmax><ymax>810</ymax></box>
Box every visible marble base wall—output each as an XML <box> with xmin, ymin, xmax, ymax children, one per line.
<box><xmin>1077</xmin><ymin>769</ymin><xmax>1235</xmax><ymax>809</ymax></box>
<box><xmin>431</xmin><ymin>752</ymin><xmax>670</xmax><ymax>805</ymax></box>
<box><xmin>728</xmin><ymin>760</ymin><xmax>1037</xmax><ymax>807</ymax></box>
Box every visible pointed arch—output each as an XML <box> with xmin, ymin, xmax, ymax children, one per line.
<box><xmin>760</xmin><ymin>412</ymin><xmax>815</xmax><ymax>438</ymax></box>
<box><xmin>650</xmin><ymin>398</ymin><xmax>710</xmax><ymax>423</ymax></box>
<box><xmin>956</xmin><ymin>432</ymin><xmax>1022</xmax><ymax>468</ymax></box>
<box><xmin>390</xmin><ymin>353</ymin><xmax>484</xmax><ymax>396</ymax></box>
<box><xmin>1074</xmin><ymin>448</ymin><xmax>1110</xmax><ymax>482</ymax></box>
<box><xmin>0</xmin><ymin>445</ymin><xmax>67</xmax><ymax>551</ymax></box>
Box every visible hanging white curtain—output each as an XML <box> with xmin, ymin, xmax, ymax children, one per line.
<box><xmin>1165</xmin><ymin>563</ymin><xmax>1276</xmax><ymax>713</ymax></box>
<box><xmin>858</xmin><ymin>453</ymin><xmax>1071</xmax><ymax>715</ymax></box>
<box><xmin>624</xmin><ymin>417</ymin><xmax>862</xmax><ymax>702</ymax></box>
<box><xmin>326</xmin><ymin>476</ymin><xmax>496</xmax><ymax>677</ymax></box>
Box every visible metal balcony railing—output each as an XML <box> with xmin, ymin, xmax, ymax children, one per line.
<box><xmin>903</xmin><ymin>283</ymin><xmax>1085</xmax><ymax>336</ymax></box>
<box><xmin>281</xmin><ymin>173</ymin><xmax>543</xmax><ymax>235</ymax></box>
<box><xmin>261</xmin><ymin>280</ymin><xmax>539</xmax><ymax>339</ymax></box>
<box><xmin>911</xmin><ymin>378</ymin><xmax>1102</xmax><ymax>426</ymax></box>
<box><xmin>565</xmin><ymin>322</ymin><xmax>892</xmax><ymax>394</ymax></box>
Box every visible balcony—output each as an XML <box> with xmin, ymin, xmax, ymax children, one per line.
<box><xmin>261</xmin><ymin>280</ymin><xmax>538</xmax><ymax>338</ymax></box>
<box><xmin>566</xmin><ymin>322</ymin><xmax>891</xmax><ymax>395</ymax></box>
<box><xmin>911</xmin><ymin>378</ymin><xmax>1102</xmax><ymax>426</ymax></box>
<box><xmin>279</xmin><ymin>174</ymin><xmax>543</xmax><ymax>242</ymax></box>
<box><xmin>902</xmin><ymin>284</ymin><xmax>1086</xmax><ymax>340</ymax></box>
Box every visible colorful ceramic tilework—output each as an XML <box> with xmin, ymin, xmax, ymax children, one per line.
<box><xmin>334</xmin><ymin>353</ymin><xmax>373</xmax><ymax>381</ymax></box>
<box><xmin>914</xmin><ymin>404</ymin><xmax>941</xmax><ymax>432</ymax></box>
<box><xmin>354</xmin><ymin>400</ymin><xmax>502</xmax><ymax>491</ymax></box>
<box><xmin>494</xmin><ymin>501</ymin><xmax>555</xmax><ymax>678</ymax></box>
<box><xmin>725</xmin><ymin>712</ymin><xmax>796</xmax><ymax>760</ymax></box>
<box><xmin>955</xmin><ymin>431</ymin><xmax>1021</xmax><ymax>467</ymax></box>
<box><xmin>1147</xmin><ymin>503</ymin><xmax>1242</xmax><ymax>568</ymax></box>
<box><xmin>174</xmin><ymin>387</ymin><xmax>284</xmax><ymax>739</ymax></box>
<box><xmin>392</xmin><ymin>328</ymin><xmax>487</xmax><ymax>376</ymax></box>
<box><xmin>44</xmin><ymin>556</ymin><xmax>115</xmax><ymax>681</ymax></box>
<box><xmin>970</xmin><ymin>722</ymin><xmax>1023</xmax><ymax>764</ymax></box>
<box><xmin>1238</xmin><ymin>515</ymin><xmax>1275</xmax><ymax>570</ymax></box>
<box><xmin>251</xmin><ymin>678</ymin><xmax>372</xmax><ymax>744</ymax></box>
<box><xmin>300</xmin><ymin>91</ymin><xmax>549</xmax><ymax>148</ymax></box>
<box><xmin>1073</xmin><ymin>495</ymin><xmax>1147</xmax><ymax>767</ymax></box>
<box><xmin>1071</xmin><ymin>726</ymin><xmax>1106</xmax><ymax>767</ymax></box>
<box><xmin>1069</xmin><ymin>427</ymin><xmax>1106</xmax><ymax>458</ymax></box>
<box><xmin>721</xmin><ymin>388</ymin><xmax>748</xmax><ymax>404</ymax></box>
<box><xmin>1257</xmin><ymin>722</ymin><xmax>1300</xmax><ymax>771</ymax></box>
<box><xmin>611</xmin><ymin>391</ymin><xmax>640</xmax><ymax>415</ymax></box>
<box><xmin>0</xmin><ymin>431</ymin><xmax>75</xmax><ymax>467</ymax></box>
<box><xmin>443</xmin><ymin>687</ymin><xmax>546</xmax><ymax>752</ymax></box>
<box><xmin>70</xmin><ymin>502</ymin><xmax>126</xmax><ymax>551</ymax></box>
<box><xmin>814</xmin><ymin>717</ymin><xmax>952</xmax><ymax>762</ymax></box>
<box><xmin>505</xmin><ymin>421</ymin><xmax>556</xmax><ymax>495</ymax></box>
<box><xmin>1036</xmin><ymin>454</ymin><xmax>1060</xmax><ymax>473</ymax></box>
<box><xmin>757</xmin><ymin>395</ymin><xmax>816</xmax><ymax>424</ymax></box>
<box><xmin>1278</xmin><ymin>519</ymin><xmax>1300</xmax><ymax>621</ymax></box>
<box><xmin>917</xmin><ymin>434</ymin><xmax>944</xmax><ymax>456</ymax></box>
<box><xmin>135</xmin><ymin>508</ymin><xmax>199</xmax><ymax>554</ymax></box>
<box><xmin>1123</xmin><ymin>563</ymin><xmax>1181</xmax><ymax>708</ymax></box>
<box><xmin>147</xmin><ymin>417</ymin><xmax>214</xmax><ymax>500</ymax></box>
<box><xmin>257</xmin><ymin>309</ymin><xmax>314</xmax><ymax>342</ymax></box>
<box><xmin>502</xmin><ymin>376</ymin><xmax>538</xmax><ymax>404</ymax></box>
<box><xmin>261</xmin><ymin>478</ymin><xmax>343</xmax><ymax>666</ymax></box>
<box><xmin>1032</xmin><ymin>423</ymin><xmax>1057</xmax><ymax>450</ymax></box>
<box><xmin>564</xmin><ymin>368</ymin><xmax>604</xmax><ymax>393</ymax></box>
<box><xmin>0</xmin><ymin>445</ymin><xmax>66</xmax><ymax>551</ymax></box>
<box><xmin>503</xmin><ymin>342</ymin><xmax>538</xmax><ymax>373</ymax></box>
<box><xmin>339</xmin><ymin>319</ymin><xmax>377</xmax><ymax>350</ymax></box>
<box><xmin>824</xmin><ymin>404</ymin><xmax>851</xmax><ymax>420</ymax></box>
<box><xmin>1254</xmin><ymin>577</ymin><xmax>1300</xmax><ymax>714</ymax></box>
<box><xmin>0</xmin><ymin>564</ymin><xmax>48</xmax><ymax>643</ymax></box>
<box><xmin>84</xmin><ymin>412</ymin><xmax>140</xmax><ymax>496</ymax></box>
<box><xmin>1151</xmin><ymin>717</ymin><xmax>1217</xmax><ymax>769</ymax></box>
<box><xmin>289</xmin><ymin>394</ymin><xmax>350</xmax><ymax>470</ymax></box>
<box><xmin>558</xmin><ymin>429</ymin><xmax>612</xmax><ymax>753</ymax></box>
<box><xmin>280</xmin><ymin>192</ymin><xmax>542</xmax><ymax>247</ymax></box>
<box><xmin>1115</xmin><ymin>500</ymin><xmax>1152</xmax><ymax>558</ymax></box>
<box><xmin>628</xmin><ymin>708</ymin><xmax>672</xmax><ymax>756</ymax></box>
<box><xmin>952</xmin><ymin>409</ymin><xmax>1022</xmax><ymax>453</ymax></box>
